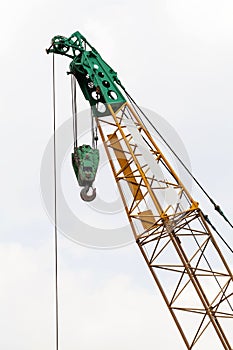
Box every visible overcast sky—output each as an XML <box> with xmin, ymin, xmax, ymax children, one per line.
<box><xmin>1</xmin><ymin>0</ymin><xmax>233</xmax><ymax>349</ymax></box>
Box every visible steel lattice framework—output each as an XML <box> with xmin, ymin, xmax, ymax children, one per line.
<box><xmin>47</xmin><ymin>31</ymin><xmax>233</xmax><ymax>349</ymax></box>
<box><xmin>96</xmin><ymin>102</ymin><xmax>233</xmax><ymax>350</ymax></box>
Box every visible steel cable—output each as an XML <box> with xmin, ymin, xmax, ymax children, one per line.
<box><xmin>52</xmin><ymin>54</ymin><xmax>59</xmax><ymax>350</ymax></box>
<box><xmin>121</xmin><ymin>87</ymin><xmax>233</xmax><ymax>229</ymax></box>
<box><xmin>118</xmin><ymin>85</ymin><xmax>233</xmax><ymax>254</ymax></box>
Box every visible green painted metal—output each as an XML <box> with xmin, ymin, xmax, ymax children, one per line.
<box><xmin>72</xmin><ymin>145</ymin><xmax>99</xmax><ymax>188</ymax></box>
<box><xmin>47</xmin><ymin>31</ymin><xmax>126</xmax><ymax>115</ymax></box>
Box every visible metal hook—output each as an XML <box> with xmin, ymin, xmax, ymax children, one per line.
<box><xmin>80</xmin><ymin>185</ymin><xmax>96</xmax><ymax>202</ymax></box>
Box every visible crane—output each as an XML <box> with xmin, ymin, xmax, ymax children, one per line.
<box><xmin>47</xmin><ymin>31</ymin><xmax>233</xmax><ymax>349</ymax></box>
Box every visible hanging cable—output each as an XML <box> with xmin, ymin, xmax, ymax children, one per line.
<box><xmin>71</xmin><ymin>75</ymin><xmax>78</xmax><ymax>149</ymax></box>
<box><xmin>120</xmin><ymin>85</ymin><xmax>233</xmax><ymax>230</ymax></box>
<box><xmin>91</xmin><ymin>108</ymin><xmax>94</xmax><ymax>149</ymax></box>
<box><xmin>94</xmin><ymin>123</ymin><xmax>98</xmax><ymax>149</ymax></box>
<box><xmin>52</xmin><ymin>53</ymin><xmax>59</xmax><ymax>350</ymax></box>
<box><xmin>91</xmin><ymin>108</ymin><xmax>98</xmax><ymax>149</ymax></box>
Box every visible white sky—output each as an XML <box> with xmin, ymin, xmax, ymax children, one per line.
<box><xmin>1</xmin><ymin>0</ymin><xmax>233</xmax><ymax>349</ymax></box>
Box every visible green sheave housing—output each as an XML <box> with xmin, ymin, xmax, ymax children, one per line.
<box><xmin>47</xmin><ymin>31</ymin><xmax>126</xmax><ymax>116</ymax></box>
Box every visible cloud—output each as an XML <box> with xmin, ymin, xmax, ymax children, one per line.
<box><xmin>1</xmin><ymin>240</ymin><xmax>231</xmax><ymax>349</ymax></box>
<box><xmin>1</xmin><ymin>0</ymin><xmax>233</xmax><ymax>349</ymax></box>
<box><xmin>0</xmin><ymin>242</ymin><xmax>185</xmax><ymax>350</ymax></box>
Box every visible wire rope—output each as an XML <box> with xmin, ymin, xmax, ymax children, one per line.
<box><xmin>52</xmin><ymin>54</ymin><xmax>59</xmax><ymax>350</ymax></box>
<box><xmin>117</xmin><ymin>86</ymin><xmax>233</xmax><ymax>254</ymax></box>
<box><xmin>121</xmin><ymin>86</ymin><xmax>233</xmax><ymax>230</ymax></box>
<box><xmin>71</xmin><ymin>75</ymin><xmax>78</xmax><ymax>149</ymax></box>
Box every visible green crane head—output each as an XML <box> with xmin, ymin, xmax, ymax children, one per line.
<box><xmin>47</xmin><ymin>31</ymin><xmax>126</xmax><ymax>116</ymax></box>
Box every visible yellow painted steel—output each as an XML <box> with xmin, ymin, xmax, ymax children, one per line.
<box><xmin>108</xmin><ymin>133</ymin><xmax>143</xmax><ymax>201</ymax></box>
<box><xmin>95</xmin><ymin>102</ymin><xmax>233</xmax><ymax>350</ymax></box>
<box><xmin>138</xmin><ymin>210</ymin><xmax>155</xmax><ymax>230</ymax></box>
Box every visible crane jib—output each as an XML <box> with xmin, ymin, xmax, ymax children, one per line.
<box><xmin>47</xmin><ymin>31</ymin><xmax>233</xmax><ymax>350</ymax></box>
